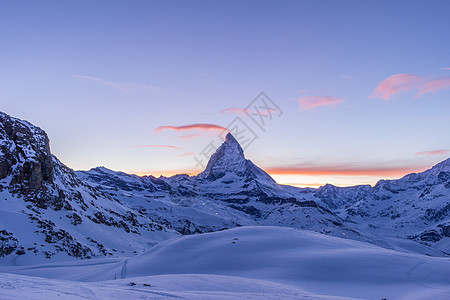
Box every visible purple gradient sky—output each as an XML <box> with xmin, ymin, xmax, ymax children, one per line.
<box><xmin>1</xmin><ymin>0</ymin><xmax>449</xmax><ymax>186</ymax></box>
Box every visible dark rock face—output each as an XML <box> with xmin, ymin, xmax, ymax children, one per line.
<box><xmin>442</xmin><ymin>225</ymin><xmax>450</xmax><ymax>237</ymax></box>
<box><xmin>0</xmin><ymin>230</ymin><xmax>19</xmax><ymax>257</ymax></box>
<box><xmin>0</xmin><ymin>112</ymin><xmax>54</xmax><ymax>195</ymax></box>
<box><xmin>419</xmin><ymin>230</ymin><xmax>442</xmax><ymax>243</ymax></box>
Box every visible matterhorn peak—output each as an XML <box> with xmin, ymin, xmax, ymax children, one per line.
<box><xmin>197</xmin><ymin>133</ymin><xmax>246</xmax><ymax>180</ymax></box>
<box><xmin>197</xmin><ymin>133</ymin><xmax>275</xmax><ymax>184</ymax></box>
<box><xmin>222</xmin><ymin>132</ymin><xmax>245</xmax><ymax>157</ymax></box>
<box><xmin>224</xmin><ymin>132</ymin><xmax>240</xmax><ymax>145</ymax></box>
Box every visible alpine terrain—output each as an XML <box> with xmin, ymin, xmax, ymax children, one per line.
<box><xmin>0</xmin><ymin>111</ymin><xmax>449</xmax><ymax>299</ymax></box>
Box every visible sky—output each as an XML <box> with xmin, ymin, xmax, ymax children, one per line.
<box><xmin>1</xmin><ymin>0</ymin><xmax>449</xmax><ymax>187</ymax></box>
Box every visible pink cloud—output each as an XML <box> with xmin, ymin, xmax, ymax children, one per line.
<box><xmin>371</xmin><ymin>73</ymin><xmax>450</xmax><ymax>99</ymax></box>
<box><xmin>179</xmin><ymin>152</ymin><xmax>194</xmax><ymax>157</ymax></box>
<box><xmin>370</xmin><ymin>74</ymin><xmax>424</xmax><ymax>100</ymax></box>
<box><xmin>130</xmin><ymin>145</ymin><xmax>180</xmax><ymax>149</ymax></box>
<box><xmin>417</xmin><ymin>78</ymin><xmax>450</xmax><ymax>97</ymax></box>
<box><xmin>416</xmin><ymin>149</ymin><xmax>450</xmax><ymax>156</ymax></box>
<box><xmin>220</xmin><ymin>108</ymin><xmax>250</xmax><ymax>116</ymax></box>
<box><xmin>171</xmin><ymin>133</ymin><xmax>219</xmax><ymax>141</ymax></box>
<box><xmin>179</xmin><ymin>133</ymin><xmax>203</xmax><ymax>140</ymax></box>
<box><xmin>299</xmin><ymin>96</ymin><xmax>344</xmax><ymax>111</ymax></box>
<box><xmin>154</xmin><ymin>123</ymin><xmax>229</xmax><ymax>133</ymax></box>
<box><xmin>441</xmin><ymin>67</ymin><xmax>450</xmax><ymax>70</ymax></box>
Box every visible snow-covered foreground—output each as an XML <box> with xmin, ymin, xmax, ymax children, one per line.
<box><xmin>0</xmin><ymin>273</ymin><xmax>355</xmax><ymax>300</ymax></box>
<box><xmin>1</xmin><ymin>226</ymin><xmax>449</xmax><ymax>299</ymax></box>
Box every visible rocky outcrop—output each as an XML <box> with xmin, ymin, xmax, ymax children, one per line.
<box><xmin>0</xmin><ymin>112</ymin><xmax>53</xmax><ymax>195</ymax></box>
<box><xmin>0</xmin><ymin>111</ymin><xmax>178</xmax><ymax>262</ymax></box>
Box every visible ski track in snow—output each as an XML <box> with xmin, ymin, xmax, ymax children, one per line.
<box><xmin>120</xmin><ymin>259</ymin><xmax>128</xmax><ymax>279</ymax></box>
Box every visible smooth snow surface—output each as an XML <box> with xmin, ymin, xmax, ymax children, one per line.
<box><xmin>0</xmin><ymin>273</ymin><xmax>356</xmax><ymax>300</ymax></box>
<box><xmin>1</xmin><ymin>226</ymin><xmax>449</xmax><ymax>299</ymax></box>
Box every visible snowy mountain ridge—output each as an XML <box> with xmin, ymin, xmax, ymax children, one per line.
<box><xmin>0</xmin><ymin>111</ymin><xmax>449</xmax><ymax>265</ymax></box>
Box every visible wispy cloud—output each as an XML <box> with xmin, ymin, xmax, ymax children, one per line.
<box><xmin>370</xmin><ymin>74</ymin><xmax>424</xmax><ymax>100</ymax></box>
<box><xmin>299</xmin><ymin>96</ymin><xmax>344</xmax><ymax>111</ymax></box>
<box><xmin>441</xmin><ymin>67</ymin><xmax>450</xmax><ymax>70</ymax></box>
<box><xmin>179</xmin><ymin>152</ymin><xmax>194</xmax><ymax>157</ymax></box>
<box><xmin>72</xmin><ymin>74</ymin><xmax>159</xmax><ymax>94</ymax></box>
<box><xmin>220</xmin><ymin>108</ymin><xmax>250</xmax><ymax>116</ymax></box>
<box><xmin>371</xmin><ymin>73</ymin><xmax>450</xmax><ymax>99</ymax></box>
<box><xmin>179</xmin><ymin>133</ymin><xmax>203</xmax><ymax>140</ymax></box>
<box><xmin>130</xmin><ymin>145</ymin><xmax>181</xmax><ymax>149</ymax></box>
<box><xmin>417</xmin><ymin>78</ymin><xmax>450</xmax><ymax>97</ymax></box>
<box><xmin>416</xmin><ymin>149</ymin><xmax>449</xmax><ymax>156</ymax></box>
<box><xmin>154</xmin><ymin>123</ymin><xmax>229</xmax><ymax>133</ymax></box>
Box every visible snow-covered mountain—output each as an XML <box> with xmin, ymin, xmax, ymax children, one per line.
<box><xmin>0</xmin><ymin>112</ymin><xmax>179</xmax><ymax>263</ymax></box>
<box><xmin>312</xmin><ymin>158</ymin><xmax>450</xmax><ymax>252</ymax></box>
<box><xmin>80</xmin><ymin>132</ymin><xmax>358</xmax><ymax>244</ymax></box>
<box><xmin>197</xmin><ymin>133</ymin><xmax>275</xmax><ymax>183</ymax></box>
<box><xmin>0</xmin><ymin>111</ymin><xmax>449</xmax><ymax>265</ymax></box>
<box><xmin>81</xmin><ymin>131</ymin><xmax>450</xmax><ymax>254</ymax></box>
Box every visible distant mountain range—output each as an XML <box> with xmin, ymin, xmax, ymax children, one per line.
<box><xmin>0</xmin><ymin>111</ymin><xmax>449</xmax><ymax>265</ymax></box>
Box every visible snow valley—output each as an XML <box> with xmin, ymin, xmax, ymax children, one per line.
<box><xmin>0</xmin><ymin>111</ymin><xmax>449</xmax><ymax>299</ymax></box>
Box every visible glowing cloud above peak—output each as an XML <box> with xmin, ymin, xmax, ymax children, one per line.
<box><xmin>220</xmin><ymin>108</ymin><xmax>250</xmax><ymax>116</ymax></box>
<box><xmin>154</xmin><ymin>123</ymin><xmax>229</xmax><ymax>133</ymax></box>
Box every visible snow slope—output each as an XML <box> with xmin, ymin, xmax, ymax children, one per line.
<box><xmin>2</xmin><ymin>226</ymin><xmax>449</xmax><ymax>299</ymax></box>
<box><xmin>0</xmin><ymin>273</ymin><xmax>357</xmax><ymax>300</ymax></box>
<box><xmin>124</xmin><ymin>226</ymin><xmax>450</xmax><ymax>300</ymax></box>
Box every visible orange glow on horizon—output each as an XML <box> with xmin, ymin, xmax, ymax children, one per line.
<box><xmin>128</xmin><ymin>164</ymin><xmax>430</xmax><ymax>188</ymax></box>
<box><xmin>264</xmin><ymin>166</ymin><xmax>428</xmax><ymax>177</ymax></box>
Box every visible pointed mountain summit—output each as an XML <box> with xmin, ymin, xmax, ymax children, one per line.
<box><xmin>197</xmin><ymin>133</ymin><xmax>275</xmax><ymax>183</ymax></box>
